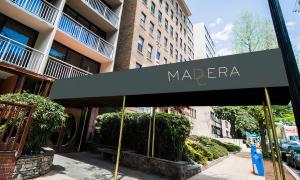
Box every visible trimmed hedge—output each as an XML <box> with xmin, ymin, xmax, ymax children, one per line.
<box><xmin>95</xmin><ymin>112</ymin><xmax>191</xmax><ymax>161</ymax></box>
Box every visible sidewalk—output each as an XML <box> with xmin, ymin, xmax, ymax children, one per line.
<box><xmin>35</xmin><ymin>152</ymin><xmax>165</xmax><ymax>180</ymax></box>
<box><xmin>188</xmin><ymin>152</ymin><xmax>265</xmax><ymax>180</ymax></box>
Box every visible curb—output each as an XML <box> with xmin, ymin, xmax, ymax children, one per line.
<box><xmin>282</xmin><ymin>162</ymin><xmax>300</xmax><ymax>180</ymax></box>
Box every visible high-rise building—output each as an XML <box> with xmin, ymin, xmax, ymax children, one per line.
<box><xmin>0</xmin><ymin>0</ymin><xmax>124</xmax><ymax>95</ymax></box>
<box><xmin>114</xmin><ymin>0</ymin><xmax>194</xmax><ymax>71</ymax></box>
<box><xmin>193</xmin><ymin>23</ymin><xmax>216</xmax><ymax>59</ymax></box>
<box><xmin>0</xmin><ymin>0</ymin><xmax>124</xmax><ymax>151</ymax></box>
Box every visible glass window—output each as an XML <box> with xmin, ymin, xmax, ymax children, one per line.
<box><xmin>0</xmin><ymin>14</ymin><xmax>38</xmax><ymax>47</ymax></box>
<box><xmin>157</xmin><ymin>30</ymin><xmax>161</xmax><ymax>41</ymax></box>
<box><xmin>175</xmin><ymin>33</ymin><xmax>178</xmax><ymax>42</ymax></box>
<box><xmin>137</xmin><ymin>36</ymin><xmax>144</xmax><ymax>52</ymax></box>
<box><xmin>147</xmin><ymin>44</ymin><xmax>153</xmax><ymax>59</ymax></box>
<box><xmin>49</xmin><ymin>42</ymin><xmax>67</xmax><ymax>60</ymax></box>
<box><xmin>151</xmin><ymin>1</ymin><xmax>156</xmax><ymax>14</ymax></box>
<box><xmin>176</xmin><ymin>3</ymin><xmax>178</xmax><ymax>12</ymax></box>
<box><xmin>156</xmin><ymin>51</ymin><xmax>160</xmax><ymax>60</ymax></box>
<box><xmin>164</xmin><ymin>58</ymin><xmax>167</xmax><ymax>64</ymax></box>
<box><xmin>170</xmin><ymin>10</ymin><xmax>174</xmax><ymax>20</ymax></box>
<box><xmin>176</xmin><ymin>17</ymin><xmax>178</xmax><ymax>26</ymax></box>
<box><xmin>140</xmin><ymin>12</ymin><xmax>146</xmax><ymax>24</ymax></box>
<box><xmin>143</xmin><ymin>0</ymin><xmax>147</xmax><ymax>5</ymax></box>
<box><xmin>164</xmin><ymin>37</ymin><xmax>168</xmax><ymax>47</ymax></box>
<box><xmin>158</xmin><ymin>11</ymin><xmax>162</xmax><ymax>23</ymax></box>
<box><xmin>159</xmin><ymin>0</ymin><xmax>162</xmax><ymax>5</ymax></box>
<box><xmin>136</xmin><ymin>63</ymin><xmax>142</xmax><ymax>69</ymax></box>
<box><xmin>165</xmin><ymin>2</ymin><xmax>169</xmax><ymax>13</ymax></box>
<box><xmin>149</xmin><ymin>21</ymin><xmax>154</xmax><ymax>33</ymax></box>
<box><xmin>170</xmin><ymin>43</ymin><xmax>173</xmax><ymax>55</ymax></box>
<box><xmin>170</xmin><ymin>26</ymin><xmax>173</xmax><ymax>36</ymax></box>
<box><xmin>165</xmin><ymin>19</ymin><xmax>168</xmax><ymax>30</ymax></box>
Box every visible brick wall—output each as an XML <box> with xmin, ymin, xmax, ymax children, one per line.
<box><xmin>0</xmin><ymin>151</ymin><xmax>16</xmax><ymax>180</ymax></box>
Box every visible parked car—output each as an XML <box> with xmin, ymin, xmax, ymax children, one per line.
<box><xmin>286</xmin><ymin>145</ymin><xmax>300</xmax><ymax>169</ymax></box>
<box><xmin>280</xmin><ymin>141</ymin><xmax>299</xmax><ymax>161</ymax></box>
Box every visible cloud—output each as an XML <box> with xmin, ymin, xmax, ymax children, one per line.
<box><xmin>209</xmin><ymin>18</ymin><xmax>222</xmax><ymax>28</ymax></box>
<box><xmin>211</xmin><ymin>24</ymin><xmax>234</xmax><ymax>41</ymax></box>
<box><xmin>286</xmin><ymin>21</ymin><xmax>296</xmax><ymax>27</ymax></box>
<box><xmin>217</xmin><ymin>48</ymin><xmax>233</xmax><ymax>56</ymax></box>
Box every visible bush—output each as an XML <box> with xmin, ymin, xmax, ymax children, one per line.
<box><xmin>184</xmin><ymin>139</ymin><xmax>208</xmax><ymax>165</ymax></box>
<box><xmin>95</xmin><ymin>112</ymin><xmax>191</xmax><ymax>161</ymax></box>
<box><xmin>191</xmin><ymin>136</ymin><xmax>228</xmax><ymax>160</ymax></box>
<box><xmin>0</xmin><ymin>93</ymin><xmax>66</xmax><ymax>153</ymax></box>
<box><xmin>211</xmin><ymin>139</ymin><xmax>241</xmax><ymax>152</ymax></box>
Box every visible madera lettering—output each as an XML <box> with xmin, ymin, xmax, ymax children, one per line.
<box><xmin>168</xmin><ymin>66</ymin><xmax>240</xmax><ymax>85</ymax></box>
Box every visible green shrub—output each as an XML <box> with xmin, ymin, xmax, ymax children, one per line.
<box><xmin>184</xmin><ymin>139</ymin><xmax>208</xmax><ymax>165</ymax></box>
<box><xmin>191</xmin><ymin>136</ymin><xmax>228</xmax><ymax>160</ymax></box>
<box><xmin>211</xmin><ymin>139</ymin><xmax>241</xmax><ymax>152</ymax></box>
<box><xmin>0</xmin><ymin>93</ymin><xmax>66</xmax><ymax>153</ymax></box>
<box><xmin>95</xmin><ymin>112</ymin><xmax>191</xmax><ymax>161</ymax></box>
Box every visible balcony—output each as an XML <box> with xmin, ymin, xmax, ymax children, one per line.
<box><xmin>44</xmin><ymin>56</ymin><xmax>92</xmax><ymax>79</ymax></box>
<box><xmin>0</xmin><ymin>35</ymin><xmax>44</xmax><ymax>74</ymax></box>
<box><xmin>8</xmin><ymin>0</ymin><xmax>59</xmax><ymax>25</ymax></box>
<box><xmin>83</xmin><ymin>0</ymin><xmax>119</xmax><ymax>28</ymax></box>
<box><xmin>58</xmin><ymin>13</ymin><xmax>115</xmax><ymax>60</ymax></box>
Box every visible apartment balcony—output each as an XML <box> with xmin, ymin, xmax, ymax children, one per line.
<box><xmin>44</xmin><ymin>56</ymin><xmax>92</xmax><ymax>79</ymax></box>
<box><xmin>4</xmin><ymin>0</ymin><xmax>59</xmax><ymax>26</ymax></box>
<box><xmin>57</xmin><ymin>13</ymin><xmax>115</xmax><ymax>62</ymax></box>
<box><xmin>67</xmin><ymin>0</ymin><xmax>119</xmax><ymax>32</ymax></box>
<box><xmin>0</xmin><ymin>35</ymin><xmax>44</xmax><ymax>74</ymax></box>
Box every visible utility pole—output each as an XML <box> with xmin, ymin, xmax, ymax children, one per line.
<box><xmin>268</xmin><ymin>0</ymin><xmax>300</xmax><ymax>138</ymax></box>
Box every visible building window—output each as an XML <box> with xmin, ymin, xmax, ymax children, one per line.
<box><xmin>140</xmin><ymin>12</ymin><xmax>146</xmax><ymax>26</ymax></box>
<box><xmin>165</xmin><ymin>2</ymin><xmax>169</xmax><ymax>13</ymax></box>
<box><xmin>149</xmin><ymin>21</ymin><xmax>154</xmax><ymax>34</ymax></box>
<box><xmin>175</xmin><ymin>33</ymin><xmax>178</xmax><ymax>43</ymax></box>
<box><xmin>157</xmin><ymin>30</ymin><xmax>161</xmax><ymax>41</ymax></box>
<box><xmin>143</xmin><ymin>0</ymin><xmax>147</xmax><ymax>5</ymax></box>
<box><xmin>175</xmin><ymin>49</ymin><xmax>178</xmax><ymax>61</ymax></box>
<box><xmin>49</xmin><ymin>41</ymin><xmax>101</xmax><ymax>74</ymax></box>
<box><xmin>184</xmin><ymin>43</ymin><xmax>186</xmax><ymax>53</ymax></box>
<box><xmin>180</xmin><ymin>38</ymin><xmax>182</xmax><ymax>48</ymax></box>
<box><xmin>164</xmin><ymin>37</ymin><xmax>168</xmax><ymax>48</ymax></box>
<box><xmin>147</xmin><ymin>44</ymin><xmax>153</xmax><ymax>60</ymax></box>
<box><xmin>164</xmin><ymin>58</ymin><xmax>167</xmax><ymax>64</ymax></box>
<box><xmin>159</xmin><ymin>0</ymin><xmax>162</xmax><ymax>5</ymax></box>
<box><xmin>156</xmin><ymin>51</ymin><xmax>160</xmax><ymax>61</ymax></box>
<box><xmin>136</xmin><ymin>62</ymin><xmax>142</xmax><ymax>69</ymax></box>
<box><xmin>137</xmin><ymin>36</ymin><xmax>144</xmax><ymax>52</ymax></box>
<box><xmin>176</xmin><ymin>17</ymin><xmax>178</xmax><ymax>26</ymax></box>
<box><xmin>170</xmin><ymin>43</ymin><xmax>173</xmax><ymax>55</ymax></box>
<box><xmin>170</xmin><ymin>26</ymin><xmax>173</xmax><ymax>37</ymax></box>
<box><xmin>170</xmin><ymin>10</ymin><xmax>174</xmax><ymax>20</ymax></box>
<box><xmin>176</xmin><ymin>3</ymin><xmax>178</xmax><ymax>12</ymax></box>
<box><xmin>184</xmin><ymin>29</ymin><xmax>186</xmax><ymax>36</ymax></box>
<box><xmin>158</xmin><ymin>11</ymin><xmax>162</xmax><ymax>23</ymax></box>
<box><xmin>151</xmin><ymin>1</ymin><xmax>156</xmax><ymax>15</ymax></box>
<box><xmin>165</xmin><ymin>19</ymin><xmax>168</xmax><ymax>31</ymax></box>
<box><xmin>180</xmin><ymin>23</ymin><xmax>182</xmax><ymax>32</ymax></box>
<box><xmin>180</xmin><ymin>54</ymin><xmax>183</xmax><ymax>62</ymax></box>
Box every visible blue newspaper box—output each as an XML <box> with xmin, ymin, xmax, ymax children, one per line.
<box><xmin>253</xmin><ymin>153</ymin><xmax>265</xmax><ymax>176</ymax></box>
<box><xmin>251</xmin><ymin>145</ymin><xmax>257</xmax><ymax>164</ymax></box>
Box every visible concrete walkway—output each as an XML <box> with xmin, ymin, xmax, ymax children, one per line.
<box><xmin>35</xmin><ymin>152</ymin><xmax>165</xmax><ymax>180</ymax></box>
<box><xmin>188</xmin><ymin>152</ymin><xmax>265</xmax><ymax>180</ymax></box>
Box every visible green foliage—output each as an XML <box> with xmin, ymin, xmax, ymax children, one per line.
<box><xmin>211</xmin><ymin>139</ymin><xmax>241</xmax><ymax>152</ymax></box>
<box><xmin>95</xmin><ymin>112</ymin><xmax>191</xmax><ymax>161</ymax></box>
<box><xmin>0</xmin><ymin>93</ymin><xmax>66</xmax><ymax>152</ymax></box>
<box><xmin>193</xmin><ymin>136</ymin><xmax>228</xmax><ymax>159</ymax></box>
<box><xmin>184</xmin><ymin>139</ymin><xmax>208</xmax><ymax>165</ymax></box>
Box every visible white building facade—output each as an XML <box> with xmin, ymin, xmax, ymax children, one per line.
<box><xmin>193</xmin><ymin>23</ymin><xmax>216</xmax><ymax>59</ymax></box>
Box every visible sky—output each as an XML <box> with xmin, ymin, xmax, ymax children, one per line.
<box><xmin>185</xmin><ymin>0</ymin><xmax>300</xmax><ymax>56</ymax></box>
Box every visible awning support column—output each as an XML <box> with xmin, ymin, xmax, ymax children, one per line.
<box><xmin>151</xmin><ymin>107</ymin><xmax>157</xmax><ymax>158</ymax></box>
<box><xmin>264</xmin><ymin>88</ymin><xmax>285</xmax><ymax>180</ymax></box>
<box><xmin>114</xmin><ymin>96</ymin><xmax>126</xmax><ymax>180</ymax></box>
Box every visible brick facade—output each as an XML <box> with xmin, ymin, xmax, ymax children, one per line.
<box><xmin>0</xmin><ymin>151</ymin><xmax>16</xmax><ymax>180</ymax></box>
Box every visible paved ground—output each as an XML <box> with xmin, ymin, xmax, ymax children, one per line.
<box><xmin>188</xmin><ymin>152</ymin><xmax>265</xmax><ymax>180</ymax></box>
<box><xmin>35</xmin><ymin>152</ymin><xmax>165</xmax><ymax>180</ymax></box>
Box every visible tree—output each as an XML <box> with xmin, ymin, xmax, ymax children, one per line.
<box><xmin>232</xmin><ymin>11</ymin><xmax>278</xmax><ymax>150</ymax></box>
<box><xmin>233</xmin><ymin>11</ymin><xmax>277</xmax><ymax>53</ymax></box>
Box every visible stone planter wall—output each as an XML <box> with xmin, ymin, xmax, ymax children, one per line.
<box><xmin>120</xmin><ymin>151</ymin><xmax>200</xmax><ymax>180</ymax></box>
<box><xmin>13</xmin><ymin>148</ymin><xmax>54</xmax><ymax>180</ymax></box>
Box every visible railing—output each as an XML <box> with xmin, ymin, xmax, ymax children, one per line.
<box><xmin>0</xmin><ymin>35</ymin><xmax>44</xmax><ymax>74</ymax></box>
<box><xmin>0</xmin><ymin>101</ymin><xmax>36</xmax><ymax>158</ymax></box>
<box><xmin>83</xmin><ymin>0</ymin><xmax>119</xmax><ymax>27</ymax></box>
<box><xmin>44</xmin><ymin>56</ymin><xmax>92</xmax><ymax>79</ymax></box>
<box><xmin>8</xmin><ymin>0</ymin><xmax>59</xmax><ymax>25</ymax></box>
<box><xmin>59</xmin><ymin>13</ymin><xmax>114</xmax><ymax>59</ymax></box>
